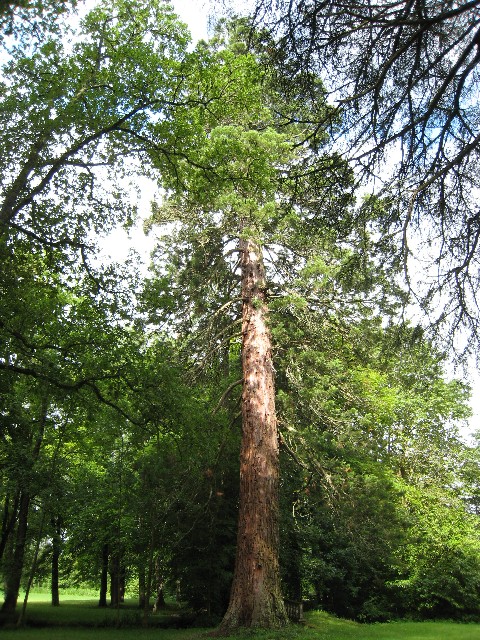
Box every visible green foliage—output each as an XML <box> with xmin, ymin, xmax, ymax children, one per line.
<box><xmin>0</xmin><ymin>0</ymin><xmax>191</xmax><ymax>253</ymax></box>
<box><xmin>0</xmin><ymin>0</ymin><xmax>75</xmax><ymax>41</ymax></box>
<box><xmin>390</xmin><ymin>484</ymin><xmax>480</xmax><ymax>619</ymax></box>
<box><xmin>280</xmin><ymin>455</ymin><xmax>405</xmax><ymax>621</ymax></box>
<box><xmin>271</xmin><ymin>286</ymin><xmax>475</xmax><ymax>621</ymax></box>
<box><xmin>169</xmin><ymin>461</ymin><xmax>238</xmax><ymax>617</ymax></box>
<box><xmin>1</xmin><ymin>3</ymin><xmax>478</xmax><ymax>629</ymax></box>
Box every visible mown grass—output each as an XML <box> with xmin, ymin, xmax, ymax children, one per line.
<box><xmin>304</xmin><ymin>610</ymin><xmax>480</xmax><ymax>639</ymax></box>
<box><xmin>0</xmin><ymin>630</ymin><xmax>202</xmax><ymax>640</ymax></box>
<box><xmin>1</xmin><ymin>592</ymin><xmax>479</xmax><ymax>640</ymax></box>
<box><xmin>17</xmin><ymin>597</ymin><xmax>176</xmax><ymax>627</ymax></box>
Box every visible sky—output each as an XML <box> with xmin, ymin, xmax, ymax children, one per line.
<box><xmin>95</xmin><ymin>0</ymin><xmax>479</xmax><ymax>439</ymax></box>
<box><xmin>172</xmin><ymin>0</ymin><xmax>211</xmax><ymax>43</ymax></box>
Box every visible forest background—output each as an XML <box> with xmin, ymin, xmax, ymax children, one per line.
<box><xmin>1</xmin><ymin>0</ymin><xmax>480</xmax><ymax>633</ymax></box>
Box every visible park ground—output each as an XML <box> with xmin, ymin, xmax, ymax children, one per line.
<box><xmin>1</xmin><ymin>591</ymin><xmax>480</xmax><ymax>640</ymax></box>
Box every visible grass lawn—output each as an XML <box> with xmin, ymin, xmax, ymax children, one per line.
<box><xmin>304</xmin><ymin>611</ymin><xmax>480</xmax><ymax>639</ymax></box>
<box><xmin>1</xmin><ymin>592</ymin><xmax>479</xmax><ymax>639</ymax></box>
<box><xmin>17</xmin><ymin>597</ymin><xmax>171</xmax><ymax>627</ymax></box>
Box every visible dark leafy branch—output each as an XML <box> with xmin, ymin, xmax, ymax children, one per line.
<box><xmin>236</xmin><ymin>0</ymin><xmax>480</xmax><ymax>353</ymax></box>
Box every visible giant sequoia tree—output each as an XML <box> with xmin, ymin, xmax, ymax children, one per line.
<box><xmin>145</xmin><ymin>24</ymin><xmax>359</xmax><ymax>630</ymax></box>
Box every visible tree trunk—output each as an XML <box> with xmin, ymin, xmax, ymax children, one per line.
<box><xmin>152</xmin><ymin>556</ymin><xmax>165</xmax><ymax>612</ymax></box>
<box><xmin>51</xmin><ymin>518</ymin><xmax>61</xmax><ymax>607</ymax></box>
<box><xmin>1</xmin><ymin>492</ymin><xmax>30</xmax><ymax>617</ymax></box>
<box><xmin>219</xmin><ymin>237</ymin><xmax>288</xmax><ymax>632</ymax></box>
<box><xmin>17</xmin><ymin>506</ymin><xmax>48</xmax><ymax>627</ymax></box>
<box><xmin>119</xmin><ymin>565</ymin><xmax>126</xmax><ymax>603</ymax></box>
<box><xmin>0</xmin><ymin>493</ymin><xmax>19</xmax><ymax>562</ymax></box>
<box><xmin>138</xmin><ymin>564</ymin><xmax>146</xmax><ymax>610</ymax></box>
<box><xmin>110</xmin><ymin>551</ymin><xmax>123</xmax><ymax>606</ymax></box>
<box><xmin>99</xmin><ymin>543</ymin><xmax>109</xmax><ymax>608</ymax></box>
<box><xmin>142</xmin><ymin>534</ymin><xmax>155</xmax><ymax>624</ymax></box>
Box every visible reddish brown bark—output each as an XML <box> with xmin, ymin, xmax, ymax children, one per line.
<box><xmin>219</xmin><ymin>237</ymin><xmax>288</xmax><ymax>632</ymax></box>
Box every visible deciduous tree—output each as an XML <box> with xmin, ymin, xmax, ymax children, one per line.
<box><xmin>0</xmin><ymin>0</ymin><xmax>194</xmax><ymax>265</ymax></box>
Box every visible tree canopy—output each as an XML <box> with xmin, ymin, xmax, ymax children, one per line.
<box><xmin>230</xmin><ymin>0</ymin><xmax>480</xmax><ymax>354</ymax></box>
<box><xmin>1</xmin><ymin>0</ymin><xmax>479</xmax><ymax>633</ymax></box>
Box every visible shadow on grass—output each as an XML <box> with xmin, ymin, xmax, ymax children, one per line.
<box><xmin>2</xmin><ymin>598</ymin><xmax>193</xmax><ymax>630</ymax></box>
<box><xmin>1</xmin><ymin>601</ymin><xmax>479</xmax><ymax>640</ymax></box>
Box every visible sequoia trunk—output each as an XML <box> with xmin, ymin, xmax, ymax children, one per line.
<box><xmin>219</xmin><ymin>237</ymin><xmax>288</xmax><ymax>632</ymax></box>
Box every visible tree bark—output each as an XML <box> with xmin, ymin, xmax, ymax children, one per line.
<box><xmin>1</xmin><ymin>492</ymin><xmax>30</xmax><ymax>616</ymax></box>
<box><xmin>152</xmin><ymin>556</ymin><xmax>165</xmax><ymax>612</ymax></box>
<box><xmin>99</xmin><ymin>543</ymin><xmax>109</xmax><ymax>608</ymax></box>
<box><xmin>119</xmin><ymin>566</ymin><xmax>126</xmax><ymax>603</ymax></box>
<box><xmin>219</xmin><ymin>237</ymin><xmax>288</xmax><ymax>632</ymax></box>
<box><xmin>0</xmin><ymin>493</ymin><xmax>19</xmax><ymax>562</ymax></box>
<box><xmin>110</xmin><ymin>551</ymin><xmax>124</xmax><ymax>606</ymax></box>
<box><xmin>51</xmin><ymin>518</ymin><xmax>61</xmax><ymax>607</ymax></box>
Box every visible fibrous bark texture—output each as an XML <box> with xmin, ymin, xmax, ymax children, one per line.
<box><xmin>219</xmin><ymin>237</ymin><xmax>288</xmax><ymax>632</ymax></box>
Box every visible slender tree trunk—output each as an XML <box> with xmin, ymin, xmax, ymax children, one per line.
<box><xmin>1</xmin><ymin>492</ymin><xmax>30</xmax><ymax>616</ymax></box>
<box><xmin>219</xmin><ymin>237</ymin><xmax>288</xmax><ymax>632</ymax></box>
<box><xmin>99</xmin><ymin>543</ymin><xmax>109</xmax><ymax>607</ymax></box>
<box><xmin>0</xmin><ymin>493</ymin><xmax>19</xmax><ymax>562</ymax></box>
<box><xmin>142</xmin><ymin>533</ymin><xmax>155</xmax><ymax>624</ymax></box>
<box><xmin>138</xmin><ymin>564</ymin><xmax>146</xmax><ymax>610</ymax></box>
<box><xmin>119</xmin><ymin>565</ymin><xmax>126</xmax><ymax>603</ymax></box>
<box><xmin>51</xmin><ymin>518</ymin><xmax>61</xmax><ymax>607</ymax></box>
<box><xmin>152</xmin><ymin>556</ymin><xmax>165</xmax><ymax>612</ymax></box>
<box><xmin>110</xmin><ymin>551</ymin><xmax>122</xmax><ymax>606</ymax></box>
<box><xmin>17</xmin><ymin>507</ymin><xmax>48</xmax><ymax>627</ymax></box>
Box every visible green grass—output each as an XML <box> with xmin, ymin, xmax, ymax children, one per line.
<box><xmin>0</xmin><ymin>630</ymin><xmax>202</xmax><ymax>640</ymax></box>
<box><xmin>13</xmin><ymin>591</ymin><xmax>184</xmax><ymax>629</ymax></box>
<box><xmin>303</xmin><ymin>610</ymin><xmax>480</xmax><ymax>639</ymax></box>
<box><xmin>1</xmin><ymin>593</ymin><xmax>479</xmax><ymax>640</ymax></box>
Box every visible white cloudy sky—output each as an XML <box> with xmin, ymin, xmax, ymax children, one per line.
<box><xmin>173</xmin><ymin>0</ymin><xmax>211</xmax><ymax>42</ymax></box>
